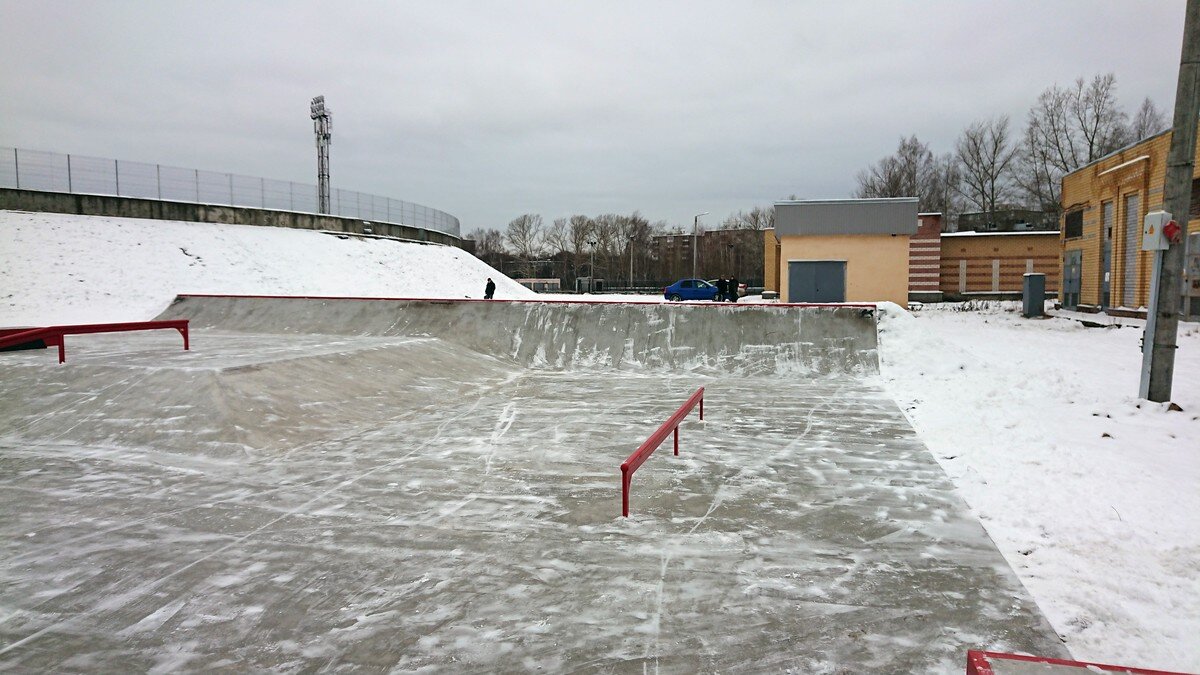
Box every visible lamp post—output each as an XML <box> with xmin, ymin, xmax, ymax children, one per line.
<box><xmin>628</xmin><ymin>236</ymin><xmax>635</xmax><ymax>289</ymax></box>
<box><xmin>587</xmin><ymin>240</ymin><xmax>597</xmax><ymax>293</ymax></box>
<box><xmin>692</xmin><ymin>212</ymin><xmax>708</xmax><ymax>279</ymax></box>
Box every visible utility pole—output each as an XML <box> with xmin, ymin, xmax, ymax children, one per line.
<box><xmin>692</xmin><ymin>212</ymin><xmax>708</xmax><ymax>279</ymax></box>
<box><xmin>1143</xmin><ymin>0</ymin><xmax>1199</xmax><ymax>402</ymax></box>
<box><xmin>310</xmin><ymin>95</ymin><xmax>333</xmax><ymax>214</ymax></box>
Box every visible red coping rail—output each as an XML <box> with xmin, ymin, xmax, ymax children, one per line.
<box><xmin>0</xmin><ymin>320</ymin><xmax>190</xmax><ymax>363</ymax></box>
<box><xmin>620</xmin><ymin>386</ymin><xmax>705</xmax><ymax>518</ymax></box>
<box><xmin>966</xmin><ymin>650</ymin><xmax>1189</xmax><ymax>675</ymax></box>
<box><xmin>175</xmin><ymin>293</ymin><xmax>878</xmax><ymax>310</ymax></box>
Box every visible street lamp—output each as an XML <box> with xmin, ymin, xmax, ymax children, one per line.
<box><xmin>692</xmin><ymin>212</ymin><xmax>709</xmax><ymax>279</ymax></box>
<box><xmin>587</xmin><ymin>240</ymin><xmax>597</xmax><ymax>293</ymax></box>
<box><xmin>628</xmin><ymin>236</ymin><xmax>635</xmax><ymax>289</ymax></box>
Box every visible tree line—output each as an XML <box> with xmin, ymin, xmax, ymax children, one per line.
<box><xmin>855</xmin><ymin>73</ymin><xmax>1170</xmax><ymax>225</ymax></box>
<box><xmin>466</xmin><ymin>206</ymin><xmax>774</xmax><ymax>290</ymax></box>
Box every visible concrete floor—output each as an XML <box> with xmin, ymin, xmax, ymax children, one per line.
<box><xmin>0</xmin><ymin>301</ymin><xmax>1067</xmax><ymax>672</ymax></box>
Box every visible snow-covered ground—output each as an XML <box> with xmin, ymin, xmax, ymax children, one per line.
<box><xmin>0</xmin><ymin>211</ymin><xmax>536</xmax><ymax>325</ymax></box>
<box><xmin>2</xmin><ymin>211</ymin><xmax>1197</xmax><ymax>670</ymax></box>
<box><xmin>878</xmin><ymin>301</ymin><xmax>1199</xmax><ymax>671</ymax></box>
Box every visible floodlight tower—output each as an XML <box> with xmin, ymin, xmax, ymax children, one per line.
<box><xmin>310</xmin><ymin>95</ymin><xmax>332</xmax><ymax>214</ymax></box>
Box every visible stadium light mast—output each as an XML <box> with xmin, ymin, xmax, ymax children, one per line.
<box><xmin>310</xmin><ymin>95</ymin><xmax>332</xmax><ymax>214</ymax></box>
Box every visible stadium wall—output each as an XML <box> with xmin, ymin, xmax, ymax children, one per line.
<box><xmin>0</xmin><ymin>188</ymin><xmax>462</xmax><ymax>247</ymax></box>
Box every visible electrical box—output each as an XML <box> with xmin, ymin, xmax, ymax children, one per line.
<box><xmin>1142</xmin><ymin>210</ymin><xmax>1172</xmax><ymax>251</ymax></box>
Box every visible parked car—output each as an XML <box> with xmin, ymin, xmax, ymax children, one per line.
<box><xmin>663</xmin><ymin>278</ymin><xmax>720</xmax><ymax>301</ymax></box>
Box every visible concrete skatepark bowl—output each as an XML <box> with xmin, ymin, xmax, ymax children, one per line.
<box><xmin>0</xmin><ymin>296</ymin><xmax>1068</xmax><ymax>672</ymax></box>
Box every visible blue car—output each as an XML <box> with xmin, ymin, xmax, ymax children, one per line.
<box><xmin>663</xmin><ymin>278</ymin><xmax>719</xmax><ymax>301</ymax></box>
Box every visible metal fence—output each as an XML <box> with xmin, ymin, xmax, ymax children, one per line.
<box><xmin>0</xmin><ymin>146</ymin><xmax>460</xmax><ymax>237</ymax></box>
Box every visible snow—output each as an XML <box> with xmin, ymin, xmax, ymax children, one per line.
<box><xmin>876</xmin><ymin>300</ymin><xmax>1200</xmax><ymax>671</ymax></box>
<box><xmin>0</xmin><ymin>210</ymin><xmax>535</xmax><ymax>325</ymax></box>
<box><xmin>2</xmin><ymin>211</ymin><xmax>1198</xmax><ymax>670</ymax></box>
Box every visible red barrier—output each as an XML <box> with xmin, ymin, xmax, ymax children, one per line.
<box><xmin>620</xmin><ymin>387</ymin><xmax>705</xmax><ymax>517</ymax></box>
<box><xmin>966</xmin><ymin>650</ymin><xmax>1189</xmax><ymax>675</ymax></box>
<box><xmin>0</xmin><ymin>320</ymin><xmax>190</xmax><ymax>363</ymax></box>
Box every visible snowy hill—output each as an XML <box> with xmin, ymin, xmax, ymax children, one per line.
<box><xmin>0</xmin><ymin>210</ymin><xmax>534</xmax><ymax>326</ymax></box>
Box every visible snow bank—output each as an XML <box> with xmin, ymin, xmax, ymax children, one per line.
<box><xmin>0</xmin><ymin>210</ymin><xmax>534</xmax><ymax>325</ymax></box>
<box><xmin>877</xmin><ymin>301</ymin><xmax>1200</xmax><ymax>671</ymax></box>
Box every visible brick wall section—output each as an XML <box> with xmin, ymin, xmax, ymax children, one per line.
<box><xmin>909</xmin><ymin>213</ymin><xmax>942</xmax><ymax>293</ymax></box>
<box><xmin>939</xmin><ymin>232</ymin><xmax>1061</xmax><ymax>296</ymax></box>
<box><xmin>1060</xmin><ymin>125</ymin><xmax>1200</xmax><ymax>309</ymax></box>
<box><xmin>763</xmin><ymin>229</ymin><xmax>781</xmax><ymax>292</ymax></box>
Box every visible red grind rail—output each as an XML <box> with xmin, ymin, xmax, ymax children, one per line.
<box><xmin>175</xmin><ymin>293</ymin><xmax>878</xmax><ymax>311</ymax></box>
<box><xmin>0</xmin><ymin>320</ymin><xmax>190</xmax><ymax>363</ymax></box>
<box><xmin>620</xmin><ymin>386</ymin><xmax>705</xmax><ymax>517</ymax></box>
<box><xmin>966</xmin><ymin>650</ymin><xmax>1191</xmax><ymax>675</ymax></box>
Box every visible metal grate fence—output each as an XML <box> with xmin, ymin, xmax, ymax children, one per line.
<box><xmin>0</xmin><ymin>146</ymin><xmax>460</xmax><ymax>237</ymax></box>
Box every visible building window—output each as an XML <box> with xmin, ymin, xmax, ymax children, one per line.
<box><xmin>1065</xmin><ymin>210</ymin><xmax>1084</xmax><ymax>239</ymax></box>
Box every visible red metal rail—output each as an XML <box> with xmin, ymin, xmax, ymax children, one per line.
<box><xmin>0</xmin><ymin>320</ymin><xmax>190</xmax><ymax>363</ymax></box>
<box><xmin>966</xmin><ymin>650</ymin><xmax>1189</xmax><ymax>675</ymax></box>
<box><xmin>176</xmin><ymin>293</ymin><xmax>879</xmax><ymax>310</ymax></box>
<box><xmin>620</xmin><ymin>386</ymin><xmax>705</xmax><ymax>517</ymax></box>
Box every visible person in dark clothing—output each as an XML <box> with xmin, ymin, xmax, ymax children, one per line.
<box><xmin>714</xmin><ymin>276</ymin><xmax>727</xmax><ymax>302</ymax></box>
<box><xmin>484</xmin><ymin>278</ymin><xmax>496</xmax><ymax>299</ymax></box>
<box><xmin>727</xmin><ymin>276</ymin><xmax>739</xmax><ymax>302</ymax></box>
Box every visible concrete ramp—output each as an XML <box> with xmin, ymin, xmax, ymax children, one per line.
<box><xmin>0</xmin><ymin>294</ymin><xmax>1070</xmax><ymax>671</ymax></box>
<box><xmin>0</xmin><ymin>332</ymin><xmax>519</xmax><ymax>458</ymax></box>
<box><xmin>158</xmin><ymin>294</ymin><xmax>880</xmax><ymax>376</ymax></box>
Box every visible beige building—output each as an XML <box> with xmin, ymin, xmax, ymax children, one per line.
<box><xmin>767</xmin><ymin>198</ymin><xmax>917</xmax><ymax>305</ymax></box>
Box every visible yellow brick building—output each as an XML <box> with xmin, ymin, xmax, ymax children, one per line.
<box><xmin>1060</xmin><ymin>125</ymin><xmax>1200</xmax><ymax>312</ymax></box>
<box><xmin>939</xmin><ymin>231</ymin><xmax>1061</xmax><ymax>298</ymax></box>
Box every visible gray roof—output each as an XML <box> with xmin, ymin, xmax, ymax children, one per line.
<box><xmin>774</xmin><ymin>198</ymin><xmax>919</xmax><ymax>237</ymax></box>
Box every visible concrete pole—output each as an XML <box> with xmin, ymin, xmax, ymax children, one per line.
<box><xmin>1145</xmin><ymin>0</ymin><xmax>1200</xmax><ymax>402</ymax></box>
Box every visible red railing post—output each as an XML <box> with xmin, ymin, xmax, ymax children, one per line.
<box><xmin>619</xmin><ymin>386</ymin><xmax>706</xmax><ymax>517</ymax></box>
<box><xmin>699</xmin><ymin>395</ymin><xmax>704</xmax><ymax>420</ymax></box>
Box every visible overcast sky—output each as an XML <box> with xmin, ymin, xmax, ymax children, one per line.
<box><xmin>0</xmin><ymin>1</ymin><xmax>1187</xmax><ymax>233</ymax></box>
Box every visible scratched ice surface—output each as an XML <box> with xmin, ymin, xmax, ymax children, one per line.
<box><xmin>0</xmin><ymin>300</ymin><xmax>1066</xmax><ymax>672</ymax></box>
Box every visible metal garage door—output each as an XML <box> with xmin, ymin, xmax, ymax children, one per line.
<box><xmin>1123</xmin><ymin>193</ymin><xmax>1140</xmax><ymax>306</ymax></box>
<box><xmin>1102</xmin><ymin>201</ymin><xmax>1113</xmax><ymax>308</ymax></box>
<box><xmin>1062</xmin><ymin>249</ymin><xmax>1082</xmax><ymax>308</ymax></box>
<box><xmin>788</xmin><ymin>261</ymin><xmax>846</xmax><ymax>303</ymax></box>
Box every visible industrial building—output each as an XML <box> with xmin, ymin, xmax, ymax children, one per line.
<box><xmin>1059</xmin><ymin>125</ymin><xmax>1200</xmax><ymax>318</ymax></box>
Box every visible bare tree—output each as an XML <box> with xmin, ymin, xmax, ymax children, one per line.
<box><xmin>591</xmin><ymin>213</ymin><xmax>622</xmax><ymax>276</ymax></box>
<box><xmin>855</xmin><ymin>135</ymin><xmax>959</xmax><ymax>213</ymax></box>
<box><xmin>1129</xmin><ymin>97</ymin><xmax>1169</xmax><ymax>142</ymax></box>
<box><xmin>721</xmin><ymin>205</ymin><xmax>775</xmax><ymax>230</ymax></box>
<box><xmin>568</xmin><ymin>214</ymin><xmax>594</xmax><ymax>281</ymax></box>
<box><xmin>622</xmin><ymin>212</ymin><xmax>653</xmax><ymax>287</ymax></box>
<box><xmin>1073</xmin><ymin>73</ymin><xmax>1129</xmax><ymax>158</ymax></box>
<box><xmin>542</xmin><ymin>217</ymin><xmax>573</xmax><ymax>282</ymax></box>
<box><xmin>505</xmin><ymin>214</ymin><xmax>543</xmax><ymax>277</ymax></box>
<box><xmin>1016</xmin><ymin>73</ymin><xmax>1131</xmax><ymax>216</ymax></box>
<box><xmin>466</xmin><ymin>228</ymin><xmax>506</xmax><ymax>270</ymax></box>
<box><xmin>955</xmin><ymin>116</ymin><xmax>1018</xmax><ymax>216</ymax></box>
<box><xmin>1012</xmin><ymin>122</ymin><xmax>1063</xmax><ymax>216</ymax></box>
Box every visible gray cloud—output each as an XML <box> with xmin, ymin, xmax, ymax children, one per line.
<box><xmin>0</xmin><ymin>0</ymin><xmax>1185</xmax><ymax>232</ymax></box>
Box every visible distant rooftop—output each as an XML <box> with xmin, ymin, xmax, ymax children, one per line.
<box><xmin>942</xmin><ymin>230</ymin><xmax>1060</xmax><ymax>238</ymax></box>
